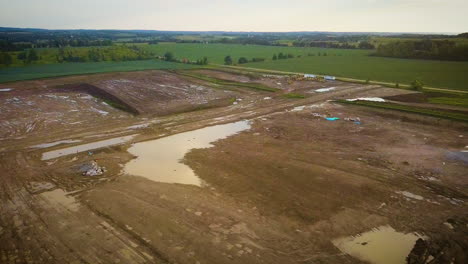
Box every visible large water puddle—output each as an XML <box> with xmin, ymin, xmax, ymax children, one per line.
<box><xmin>41</xmin><ymin>135</ymin><xmax>137</xmax><ymax>160</ymax></box>
<box><xmin>332</xmin><ymin>225</ymin><xmax>424</xmax><ymax>264</ymax></box>
<box><xmin>124</xmin><ymin>120</ymin><xmax>251</xmax><ymax>186</ymax></box>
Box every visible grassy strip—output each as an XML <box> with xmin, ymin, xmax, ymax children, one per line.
<box><xmin>337</xmin><ymin>100</ymin><xmax>468</xmax><ymax>122</ymax></box>
<box><xmin>428</xmin><ymin>97</ymin><xmax>468</xmax><ymax>108</ymax></box>
<box><xmin>177</xmin><ymin>71</ymin><xmax>278</xmax><ymax>92</ymax></box>
<box><xmin>0</xmin><ymin>60</ymin><xmax>197</xmax><ymax>83</ymax></box>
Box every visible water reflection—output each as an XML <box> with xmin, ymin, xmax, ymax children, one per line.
<box><xmin>124</xmin><ymin>120</ymin><xmax>251</xmax><ymax>186</ymax></box>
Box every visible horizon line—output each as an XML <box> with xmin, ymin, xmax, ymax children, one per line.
<box><xmin>0</xmin><ymin>26</ymin><xmax>462</xmax><ymax>35</ymax></box>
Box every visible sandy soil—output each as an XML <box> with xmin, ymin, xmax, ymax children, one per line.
<box><xmin>0</xmin><ymin>69</ymin><xmax>466</xmax><ymax>264</ymax></box>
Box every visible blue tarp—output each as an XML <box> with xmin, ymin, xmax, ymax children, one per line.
<box><xmin>325</xmin><ymin>117</ymin><xmax>340</xmax><ymax>121</ymax></box>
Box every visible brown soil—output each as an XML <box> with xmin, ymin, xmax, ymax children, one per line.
<box><xmin>0</xmin><ymin>69</ymin><xmax>466</xmax><ymax>264</ymax></box>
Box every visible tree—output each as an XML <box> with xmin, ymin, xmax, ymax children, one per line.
<box><xmin>224</xmin><ymin>55</ymin><xmax>232</xmax><ymax>65</ymax></box>
<box><xmin>17</xmin><ymin>51</ymin><xmax>27</xmax><ymax>62</ymax></box>
<box><xmin>164</xmin><ymin>52</ymin><xmax>174</xmax><ymax>61</ymax></box>
<box><xmin>88</xmin><ymin>49</ymin><xmax>101</xmax><ymax>62</ymax></box>
<box><xmin>358</xmin><ymin>41</ymin><xmax>375</xmax><ymax>49</ymax></box>
<box><xmin>27</xmin><ymin>49</ymin><xmax>39</xmax><ymax>62</ymax></box>
<box><xmin>238</xmin><ymin>57</ymin><xmax>248</xmax><ymax>64</ymax></box>
<box><xmin>202</xmin><ymin>56</ymin><xmax>208</xmax><ymax>65</ymax></box>
<box><xmin>272</xmin><ymin>54</ymin><xmax>277</xmax><ymax>60</ymax></box>
<box><xmin>0</xmin><ymin>52</ymin><xmax>12</xmax><ymax>66</ymax></box>
<box><xmin>410</xmin><ymin>80</ymin><xmax>424</xmax><ymax>91</ymax></box>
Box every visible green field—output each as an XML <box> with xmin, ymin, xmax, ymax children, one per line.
<box><xmin>2</xmin><ymin>43</ymin><xmax>468</xmax><ymax>90</ymax></box>
<box><xmin>0</xmin><ymin>60</ymin><xmax>196</xmax><ymax>83</ymax></box>
<box><xmin>142</xmin><ymin>43</ymin><xmax>355</xmax><ymax>63</ymax></box>
<box><xmin>247</xmin><ymin>54</ymin><xmax>468</xmax><ymax>91</ymax></box>
<box><xmin>142</xmin><ymin>43</ymin><xmax>468</xmax><ymax>91</ymax></box>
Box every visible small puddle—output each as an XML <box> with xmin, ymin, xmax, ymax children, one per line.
<box><xmin>446</xmin><ymin>151</ymin><xmax>468</xmax><ymax>164</ymax></box>
<box><xmin>40</xmin><ymin>189</ymin><xmax>79</xmax><ymax>212</ymax></box>
<box><xmin>30</xmin><ymin>139</ymin><xmax>82</xmax><ymax>149</ymax></box>
<box><xmin>346</xmin><ymin>97</ymin><xmax>386</xmax><ymax>102</ymax></box>
<box><xmin>396</xmin><ymin>191</ymin><xmax>424</xmax><ymax>201</ymax></box>
<box><xmin>315</xmin><ymin>87</ymin><xmax>335</xmax><ymax>93</ymax></box>
<box><xmin>41</xmin><ymin>135</ymin><xmax>137</xmax><ymax>160</ymax></box>
<box><xmin>124</xmin><ymin>120</ymin><xmax>251</xmax><ymax>186</ymax></box>
<box><xmin>332</xmin><ymin>225</ymin><xmax>424</xmax><ymax>264</ymax></box>
<box><xmin>291</xmin><ymin>105</ymin><xmax>306</xmax><ymax>112</ymax></box>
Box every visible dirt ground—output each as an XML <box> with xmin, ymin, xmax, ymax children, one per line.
<box><xmin>0</xmin><ymin>69</ymin><xmax>466</xmax><ymax>264</ymax></box>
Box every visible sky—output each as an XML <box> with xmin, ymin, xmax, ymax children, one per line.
<box><xmin>0</xmin><ymin>0</ymin><xmax>467</xmax><ymax>33</ymax></box>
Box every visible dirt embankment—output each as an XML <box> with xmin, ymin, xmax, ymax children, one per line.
<box><xmin>54</xmin><ymin>83</ymin><xmax>140</xmax><ymax>114</ymax></box>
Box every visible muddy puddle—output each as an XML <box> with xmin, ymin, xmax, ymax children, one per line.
<box><xmin>41</xmin><ymin>135</ymin><xmax>137</xmax><ymax>160</ymax></box>
<box><xmin>332</xmin><ymin>225</ymin><xmax>424</xmax><ymax>264</ymax></box>
<box><xmin>124</xmin><ymin>120</ymin><xmax>251</xmax><ymax>186</ymax></box>
<box><xmin>446</xmin><ymin>151</ymin><xmax>468</xmax><ymax>164</ymax></box>
<box><xmin>31</xmin><ymin>139</ymin><xmax>82</xmax><ymax>149</ymax></box>
<box><xmin>40</xmin><ymin>189</ymin><xmax>79</xmax><ymax>212</ymax></box>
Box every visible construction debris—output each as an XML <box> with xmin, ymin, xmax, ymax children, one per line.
<box><xmin>81</xmin><ymin>160</ymin><xmax>106</xmax><ymax>176</ymax></box>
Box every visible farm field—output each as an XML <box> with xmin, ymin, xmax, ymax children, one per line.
<box><xmin>2</xmin><ymin>43</ymin><xmax>467</xmax><ymax>91</ymax></box>
<box><xmin>0</xmin><ymin>60</ymin><xmax>196</xmax><ymax>83</ymax></box>
<box><xmin>143</xmin><ymin>43</ymin><xmax>468</xmax><ymax>91</ymax></box>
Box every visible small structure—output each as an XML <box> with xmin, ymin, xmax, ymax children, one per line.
<box><xmin>304</xmin><ymin>74</ymin><xmax>316</xmax><ymax>78</ymax></box>
<box><xmin>324</xmin><ymin>76</ymin><xmax>336</xmax><ymax>81</ymax></box>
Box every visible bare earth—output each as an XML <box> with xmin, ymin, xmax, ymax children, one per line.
<box><xmin>0</xmin><ymin>69</ymin><xmax>466</xmax><ymax>264</ymax></box>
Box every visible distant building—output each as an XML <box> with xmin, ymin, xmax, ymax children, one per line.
<box><xmin>324</xmin><ymin>76</ymin><xmax>336</xmax><ymax>80</ymax></box>
<box><xmin>304</xmin><ymin>74</ymin><xmax>316</xmax><ymax>78</ymax></box>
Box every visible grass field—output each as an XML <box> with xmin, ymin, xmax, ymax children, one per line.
<box><xmin>142</xmin><ymin>43</ymin><xmax>468</xmax><ymax>91</ymax></box>
<box><xmin>143</xmin><ymin>43</ymin><xmax>360</xmax><ymax>63</ymax></box>
<box><xmin>248</xmin><ymin>54</ymin><xmax>468</xmax><ymax>91</ymax></box>
<box><xmin>0</xmin><ymin>60</ymin><xmax>196</xmax><ymax>83</ymax></box>
<box><xmin>2</xmin><ymin>43</ymin><xmax>467</xmax><ymax>90</ymax></box>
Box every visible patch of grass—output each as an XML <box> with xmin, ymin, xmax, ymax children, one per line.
<box><xmin>428</xmin><ymin>97</ymin><xmax>468</xmax><ymax>108</ymax></box>
<box><xmin>0</xmin><ymin>60</ymin><xmax>197</xmax><ymax>83</ymax></box>
<box><xmin>338</xmin><ymin>100</ymin><xmax>468</xmax><ymax>122</ymax></box>
<box><xmin>178</xmin><ymin>71</ymin><xmax>278</xmax><ymax>92</ymax></box>
<box><xmin>283</xmin><ymin>93</ymin><xmax>305</xmax><ymax>99</ymax></box>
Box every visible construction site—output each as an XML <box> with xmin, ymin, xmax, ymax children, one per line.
<box><xmin>0</xmin><ymin>68</ymin><xmax>466</xmax><ymax>264</ymax></box>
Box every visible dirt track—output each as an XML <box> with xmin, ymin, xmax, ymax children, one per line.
<box><xmin>0</xmin><ymin>69</ymin><xmax>466</xmax><ymax>264</ymax></box>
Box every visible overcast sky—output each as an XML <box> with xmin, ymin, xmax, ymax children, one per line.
<box><xmin>0</xmin><ymin>0</ymin><xmax>466</xmax><ymax>33</ymax></box>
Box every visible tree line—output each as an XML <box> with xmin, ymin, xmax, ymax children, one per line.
<box><xmin>0</xmin><ymin>39</ymin><xmax>112</xmax><ymax>52</ymax></box>
<box><xmin>374</xmin><ymin>40</ymin><xmax>468</xmax><ymax>61</ymax></box>
<box><xmin>0</xmin><ymin>45</ymin><xmax>156</xmax><ymax>66</ymax></box>
<box><xmin>292</xmin><ymin>41</ymin><xmax>375</xmax><ymax>49</ymax></box>
<box><xmin>162</xmin><ymin>52</ymin><xmax>208</xmax><ymax>65</ymax></box>
<box><xmin>223</xmin><ymin>55</ymin><xmax>266</xmax><ymax>65</ymax></box>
